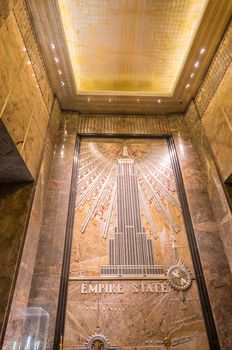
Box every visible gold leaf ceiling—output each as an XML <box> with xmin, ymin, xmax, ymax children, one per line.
<box><xmin>57</xmin><ymin>0</ymin><xmax>208</xmax><ymax>96</ymax></box>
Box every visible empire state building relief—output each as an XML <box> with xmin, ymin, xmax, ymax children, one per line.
<box><xmin>101</xmin><ymin>145</ymin><xmax>163</xmax><ymax>277</ymax></box>
<box><xmin>63</xmin><ymin>138</ymin><xmax>210</xmax><ymax>350</ymax></box>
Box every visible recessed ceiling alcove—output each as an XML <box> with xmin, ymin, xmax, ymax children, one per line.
<box><xmin>26</xmin><ymin>0</ymin><xmax>231</xmax><ymax>114</ymax></box>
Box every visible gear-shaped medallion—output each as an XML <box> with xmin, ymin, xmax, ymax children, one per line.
<box><xmin>167</xmin><ymin>260</ymin><xmax>192</xmax><ymax>291</ymax></box>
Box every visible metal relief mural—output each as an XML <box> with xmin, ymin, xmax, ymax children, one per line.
<box><xmin>64</xmin><ymin>138</ymin><xmax>210</xmax><ymax>349</ymax></box>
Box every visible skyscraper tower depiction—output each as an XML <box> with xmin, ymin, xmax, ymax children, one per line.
<box><xmin>101</xmin><ymin>145</ymin><xmax>164</xmax><ymax>276</ymax></box>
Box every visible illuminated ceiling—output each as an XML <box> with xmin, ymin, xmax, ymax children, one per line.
<box><xmin>57</xmin><ymin>0</ymin><xmax>208</xmax><ymax>96</ymax></box>
<box><xmin>27</xmin><ymin>0</ymin><xmax>231</xmax><ymax>114</ymax></box>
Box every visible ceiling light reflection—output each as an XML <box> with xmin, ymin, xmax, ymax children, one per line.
<box><xmin>179</xmin><ymin>143</ymin><xmax>184</xmax><ymax>153</ymax></box>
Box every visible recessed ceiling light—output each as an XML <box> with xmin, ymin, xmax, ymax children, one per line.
<box><xmin>32</xmin><ymin>73</ymin><xmax>35</xmax><ymax>77</ymax></box>
<box><xmin>61</xmin><ymin>81</ymin><xmax>65</xmax><ymax>86</ymax></box>
<box><xmin>200</xmin><ymin>48</ymin><xmax>205</xmax><ymax>54</ymax></box>
<box><xmin>186</xmin><ymin>83</ymin><xmax>190</xmax><ymax>89</ymax></box>
<box><xmin>194</xmin><ymin>61</ymin><xmax>199</xmax><ymax>68</ymax></box>
<box><xmin>109</xmin><ymin>98</ymin><xmax>112</xmax><ymax>103</ymax></box>
<box><xmin>55</xmin><ymin>57</ymin><xmax>59</xmax><ymax>63</ymax></box>
<box><xmin>22</xmin><ymin>47</ymin><xmax>26</xmax><ymax>52</ymax></box>
<box><xmin>27</xmin><ymin>60</ymin><xmax>31</xmax><ymax>65</ymax></box>
<box><xmin>51</xmin><ymin>43</ymin><xmax>55</xmax><ymax>50</ymax></box>
<box><xmin>136</xmin><ymin>98</ymin><xmax>140</xmax><ymax>102</ymax></box>
<box><xmin>190</xmin><ymin>73</ymin><xmax>195</xmax><ymax>78</ymax></box>
<box><xmin>87</xmin><ymin>97</ymin><xmax>91</xmax><ymax>102</ymax></box>
<box><xmin>58</xmin><ymin>70</ymin><xmax>62</xmax><ymax>75</ymax></box>
<box><xmin>157</xmin><ymin>99</ymin><xmax>161</xmax><ymax>103</ymax></box>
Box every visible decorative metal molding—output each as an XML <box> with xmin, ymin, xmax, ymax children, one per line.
<box><xmin>195</xmin><ymin>20</ymin><xmax>232</xmax><ymax>118</ymax></box>
<box><xmin>13</xmin><ymin>0</ymin><xmax>54</xmax><ymax>113</ymax></box>
<box><xmin>62</xmin><ymin>114</ymin><xmax>177</xmax><ymax>135</ymax></box>
<box><xmin>53</xmin><ymin>137</ymin><xmax>80</xmax><ymax>350</ymax></box>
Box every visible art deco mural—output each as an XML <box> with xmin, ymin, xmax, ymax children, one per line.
<box><xmin>64</xmin><ymin>138</ymin><xmax>210</xmax><ymax>349</ymax></box>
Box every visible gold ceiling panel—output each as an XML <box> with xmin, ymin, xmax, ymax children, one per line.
<box><xmin>57</xmin><ymin>0</ymin><xmax>208</xmax><ymax>95</ymax></box>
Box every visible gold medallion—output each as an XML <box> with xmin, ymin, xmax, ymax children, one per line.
<box><xmin>163</xmin><ymin>337</ymin><xmax>171</xmax><ymax>347</ymax></box>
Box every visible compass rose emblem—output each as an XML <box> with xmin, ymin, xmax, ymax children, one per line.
<box><xmin>167</xmin><ymin>260</ymin><xmax>192</xmax><ymax>291</ymax></box>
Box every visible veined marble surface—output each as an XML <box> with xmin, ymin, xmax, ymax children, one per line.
<box><xmin>201</xmin><ymin>62</ymin><xmax>232</xmax><ymax>182</ymax></box>
<box><xmin>0</xmin><ymin>182</ymin><xmax>34</xmax><ymax>346</ymax></box>
<box><xmin>2</xmin><ymin>98</ymin><xmax>61</xmax><ymax>347</ymax></box>
<box><xmin>14</xmin><ymin>0</ymin><xmax>54</xmax><ymax>113</ymax></box>
<box><xmin>0</xmin><ymin>10</ymin><xmax>51</xmax><ymax>179</ymax></box>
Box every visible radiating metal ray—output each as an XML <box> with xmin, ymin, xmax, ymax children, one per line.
<box><xmin>138</xmin><ymin>184</ymin><xmax>157</xmax><ymax>237</ymax></box>
<box><xmin>76</xmin><ymin>158</ymin><xmax>111</xmax><ymax>191</ymax></box>
<box><xmin>101</xmin><ymin>183</ymin><xmax>117</xmax><ymax>239</ymax></box>
<box><xmin>142</xmin><ymin>157</ymin><xmax>176</xmax><ymax>189</ymax></box>
<box><xmin>76</xmin><ymin>141</ymin><xmax>181</xmax><ymax>237</ymax></box>
<box><xmin>80</xmin><ymin>167</ymin><xmax>116</xmax><ymax>233</ymax></box>
<box><xmin>78</xmin><ymin>153</ymin><xmax>106</xmax><ymax>173</ymax></box>
<box><xmin>146</xmin><ymin>151</ymin><xmax>173</xmax><ymax>172</ymax></box>
<box><xmin>75</xmin><ymin>160</ymin><xmax>113</xmax><ymax>209</ymax></box>
<box><xmin>137</xmin><ymin>161</ymin><xmax>181</xmax><ymax>209</ymax></box>
<box><xmin>137</xmin><ymin>165</ymin><xmax>179</xmax><ymax>232</ymax></box>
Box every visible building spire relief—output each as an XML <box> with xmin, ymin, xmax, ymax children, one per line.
<box><xmin>101</xmin><ymin>146</ymin><xmax>163</xmax><ymax>277</ymax></box>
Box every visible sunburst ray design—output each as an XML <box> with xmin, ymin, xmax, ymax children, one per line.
<box><xmin>75</xmin><ymin>140</ymin><xmax>181</xmax><ymax>238</ymax></box>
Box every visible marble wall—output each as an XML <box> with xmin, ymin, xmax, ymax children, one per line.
<box><xmin>0</xmin><ymin>0</ymin><xmax>54</xmax><ymax>180</ymax></box>
<box><xmin>0</xmin><ymin>98</ymin><xmax>61</xmax><ymax>347</ymax></box>
<box><xmin>6</xmin><ymin>97</ymin><xmax>60</xmax><ymax>311</ymax></box>
<box><xmin>0</xmin><ymin>0</ymin><xmax>60</xmax><ymax>345</ymax></box>
<box><xmin>171</xmin><ymin>118</ymin><xmax>232</xmax><ymax>350</ymax></box>
<box><xmin>0</xmin><ymin>181</ymin><xmax>33</xmax><ymax>345</ymax></box>
<box><xmin>27</xmin><ymin>129</ymin><xmax>76</xmax><ymax>349</ymax></box>
<box><xmin>18</xmin><ymin>113</ymin><xmax>232</xmax><ymax>350</ymax></box>
<box><xmin>201</xmin><ymin>62</ymin><xmax>232</xmax><ymax>182</ymax></box>
<box><xmin>185</xmin><ymin>21</ymin><xmax>232</xmax><ymax>273</ymax></box>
